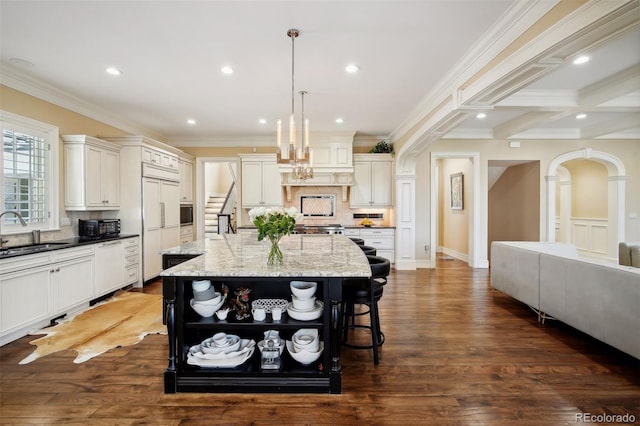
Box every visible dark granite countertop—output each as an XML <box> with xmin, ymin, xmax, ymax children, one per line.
<box><xmin>0</xmin><ymin>234</ymin><xmax>138</xmax><ymax>260</ymax></box>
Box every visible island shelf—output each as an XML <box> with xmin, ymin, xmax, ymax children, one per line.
<box><xmin>160</xmin><ymin>233</ymin><xmax>371</xmax><ymax>394</ymax></box>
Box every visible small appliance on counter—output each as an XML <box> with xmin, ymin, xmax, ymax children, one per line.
<box><xmin>78</xmin><ymin>219</ymin><xmax>120</xmax><ymax>239</ymax></box>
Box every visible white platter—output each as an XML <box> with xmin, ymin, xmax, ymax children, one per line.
<box><xmin>286</xmin><ymin>301</ymin><xmax>323</xmax><ymax>321</ymax></box>
<box><xmin>187</xmin><ymin>339</ymin><xmax>256</xmax><ymax>367</ymax></box>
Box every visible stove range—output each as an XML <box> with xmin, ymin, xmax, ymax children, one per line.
<box><xmin>293</xmin><ymin>224</ymin><xmax>345</xmax><ymax>235</ymax></box>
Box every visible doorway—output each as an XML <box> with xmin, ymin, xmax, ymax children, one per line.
<box><xmin>195</xmin><ymin>157</ymin><xmax>239</xmax><ymax>240</ymax></box>
<box><xmin>430</xmin><ymin>152</ymin><xmax>485</xmax><ymax>268</ymax></box>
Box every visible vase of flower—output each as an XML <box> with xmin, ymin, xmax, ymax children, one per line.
<box><xmin>267</xmin><ymin>235</ymin><xmax>283</xmax><ymax>265</ymax></box>
<box><xmin>248</xmin><ymin>207</ymin><xmax>304</xmax><ymax>265</ymax></box>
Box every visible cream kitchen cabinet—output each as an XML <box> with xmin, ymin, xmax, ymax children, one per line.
<box><xmin>240</xmin><ymin>154</ymin><xmax>282</xmax><ymax>208</ymax></box>
<box><xmin>123</xmin><ymin>237</ymin><xmax>140</xmax><ymax>286</ymax></box>
<box><xmin>62</xmin><ymin>135</ymin><xmax>121</xmax><ymax>210</ymax></box>
<box><xmin>142</xmin><ymin>146</ymin><xmax>179</xmax><ymax>171</ymax></box>
<box><xmin>345</xmin><ymin>227</ymin><xmax>395</xmax><ymax>263</ymax></box>
<box><xmin>180</xmin><ymin>225</ymin><xmax>193</xmax><ymax>244</ymax></box>
<box><xmin>350</xmin><ymin>154</ymin><xmax>393</xmax><ymax>208</ymax></box>
<box><xmin>95</xmin><ymin>239</ymin><xmax>124</xmax><ymax>296</ymax></box>
<box><xmin>0</xmin><ymin>246</ymin><xmax>94</xmax><ymax>346</ymax></box>
<box><xmin>179</xmin><ymin>157</ymin><xmax>194</xmax><ymax>203</ymax></box>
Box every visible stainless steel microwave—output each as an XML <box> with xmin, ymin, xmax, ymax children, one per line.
<box><xmin>180</xmin><ymin>205</ymin><xmax>193</xmax><ymax>225</ymax></box>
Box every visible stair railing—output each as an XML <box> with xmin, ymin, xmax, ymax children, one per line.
<box><xmin>217</xmin><ymin>182</ymin><xmax>236</xmax><ymax>234</ymax></box>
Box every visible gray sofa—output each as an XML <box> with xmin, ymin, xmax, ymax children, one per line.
<box><xmin>619</xmin><ymin>242</ymin><xmax>640</xmax><ymax>267</ymax></box>
<box><xmin>491</xmin><ymin>241</ymin><xmax>640</xmax><ymax>360</ymax></box>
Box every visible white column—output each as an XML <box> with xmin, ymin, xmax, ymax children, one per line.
<box><xmin>395</xmin><ymin>175</ymin><xmax>417</xmax><ymax>270</ymax></box>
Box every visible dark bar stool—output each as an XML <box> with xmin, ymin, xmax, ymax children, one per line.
<box><xmin>359</xmin><ymin>245</ymin><xmax>377</xmax><ymax>256</ymax></box>
<box><xmin>349</xmin><ymin>237</ymin><xmax>365</xmax><ymax>246</ymax></box>
<box><xmin>341</xmin><ymin>255</ymin><xmax>390</xmax><ymax>365</ymax></box>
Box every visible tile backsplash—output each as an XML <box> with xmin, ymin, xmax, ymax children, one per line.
<box><xmin>283</xmin><ymin>186</ymin><xmax>390</xmax><ymax>227</ymax></box>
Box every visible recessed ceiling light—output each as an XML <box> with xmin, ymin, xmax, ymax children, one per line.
<box><xmin>187</xmin><ymin>119</ymin><xmax>196</xmax><ymax>125</ymax></box>
<box><xmin>221</xmin><ymin>66</ymin><xmax>234</xmax><ymax>75</ymax></box>
<box><xmin>335</xmin><ymin>118</ymin><xmax>344</xmax><ymax>124</ymax></box>
<box><xmin>345</xmin><ymin>64</ymin><xmax>360</xmax><ymax>73</ymax></box>
<box><xmin>572</xmin><ymin>55</ymin><xmax>590</xmax><ymax>65</ymax></box>
<box><xmin>476</xmin><ymin>113</ymin><xmax>487</xmax><ymax>119</ymax></box>
<box><xmin>259</xmin><ymin>119</ymin><xmax>267</xmax><ymax>124</ymax></box>
<box><xmin>105</xmin><ymin>67</ymin><xmax>122</xmax><ymax>76</ymax></box>
<box><xmin>575</xmin><ymin>113</ymin><xmax>587</xmax><ymax>120</ymax></box>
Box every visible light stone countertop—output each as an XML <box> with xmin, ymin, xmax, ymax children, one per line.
<box><xmin>160</xmin><ymin>233</ymin><xmax>371</xmax><ymax>278</ymax></box>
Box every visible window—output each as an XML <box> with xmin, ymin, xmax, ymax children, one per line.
<box><xmin>0</xmin><ymin>111</ymin><xmax>59</xmax><ymax>233</ymax></box>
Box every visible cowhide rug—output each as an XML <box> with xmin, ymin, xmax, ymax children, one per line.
<box><xmin>19</xmin><ymin>291</ymin><xmax>166</xmax><ymax>364</ymax></box>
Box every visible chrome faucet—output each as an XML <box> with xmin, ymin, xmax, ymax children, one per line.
<box><xmin>0</xmin><ymin>210</ymin><xmax>28</xmax><ymax>248</ymax></box>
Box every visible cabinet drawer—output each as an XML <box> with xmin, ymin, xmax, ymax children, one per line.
<box><xmin>123</xmin><ymin>237</ymin><xmax>139</xmax><ymax>247</ymax></box>
<box><xmin>363</xmin><ymin>236</ymin><xmax>394</xmax><ymax>250</ymax></box>
<box><xmin>124</xmin><ymin>264</ymin><xmax>139</xmax><ymax>285</ymax></box>
<box><xmin>123</xmin><ymin>245</ymin><xmax>139</xmax><ymax>257</ymax></box>
<box><xmin>53</xmin><ymin>245</ymin><xmax>94</xmax><ymax>262</ymax></box>
<box><xmin>360</xmin><ymin>228</ymin><xmax>394</xmax><ymax>237</ymax></box>
<box><xmin>343</xmin><ymin>229</ymin><xmax>360</xmax><ymax>237</ymax></box>
<box><xmin>0</xmin><ymin>252</ymin><xmax>52</xmax><ymax>275</ymax></box>
<box><xmin>124</xmin><ymin>254</ymin><xmax>139</xmax><ymax>267</ymax></box>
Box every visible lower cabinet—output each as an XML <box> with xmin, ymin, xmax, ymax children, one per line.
<box><xmin>0</xmin><ymin>262</ymin><xmax>52</xmax><ymax>343</ymax></box>
<box><xmin>123</xmin><ymin>237</ymin><xmax>140</xmax><ymax>286</ymax></box>
<box><xmin>0</xmin><ymin>246</ymin><xmax>94</xmax><ymax>345</ymax></box>
<box><xmin>163</xmin><ymin>275</ymin><xmax>341</xmax><ymax>394</ymax></box>
<box><xmin>53</xmin><ymin>246</ymin><xmax>94</xmax><ymax>313</ymax></box>
<box><xmin>180</xmin><ymin>225</ymin><xmax>193</xmax><ymax>244</ymax></box>
<box><xmin>345</xmin><ymin>228</ymin><xmax>395</xmax><ymax>263</ymax></box>
<box><xmin>95</xmin><ymin>240</ymin><xmax>124</xmax><ymax>297</ymax></box>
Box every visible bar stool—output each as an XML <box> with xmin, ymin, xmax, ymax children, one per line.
<box><xmin>359</xmin><ymin>245</ymin><xmax>377</xmax><ymax>256</ymax></box>
<box><xmin>341</xmin><ymin>255</ymin><xmax>390</xmax><ymax>365</ymax></box>
<box><xmin>349</xmin><ymin>237</ymin><xmax>365</xmax><ymax>246</ymax></box>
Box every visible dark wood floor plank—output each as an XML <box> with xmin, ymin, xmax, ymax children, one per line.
<box><xmin>1</xmin><ymin>258</ymin><xmax>638</xmax><ymax>425</ymax></box>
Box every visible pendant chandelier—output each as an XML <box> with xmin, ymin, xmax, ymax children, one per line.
<box><xmin>276</xmin><ymin>28</ymin><xmax>313</xmax><ymax>180</ymax></box>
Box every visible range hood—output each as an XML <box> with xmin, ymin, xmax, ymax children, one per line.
<box><xmin>280</xmin><ymin>132</ymin><xmax>355</xmax><ymax>201</ymax></box>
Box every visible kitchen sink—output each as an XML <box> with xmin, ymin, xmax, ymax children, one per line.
<box><xmin>0</xmin><ymin>242</ymin><xmax>71</xmax><ymax>257</ymax></box>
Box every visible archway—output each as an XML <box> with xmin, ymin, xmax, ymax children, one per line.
<box><xmin>546</xmin><ymin>148</ymin><xmax>625</xmax><ymax>260</ymax></box>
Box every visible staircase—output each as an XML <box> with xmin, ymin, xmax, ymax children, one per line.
<box><xmin>204</xmin><ymin>196</ymin><xmax>225</xmax><ymax>237</ymax></box>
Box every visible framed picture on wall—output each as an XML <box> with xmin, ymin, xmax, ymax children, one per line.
<box><xmin>450</xmin><ymin>172</ymin><xmax>463</xmax><ymax>210</ymax></box>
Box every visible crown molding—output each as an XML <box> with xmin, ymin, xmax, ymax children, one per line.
<box><xmin>0</xmin><ymin>63</ymin><xmax>166</xmax><ymax>141</ymax></box>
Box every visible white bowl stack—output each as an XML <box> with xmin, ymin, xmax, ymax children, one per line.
<box><xmin>187</xmin><ymin>332</ymin><xmax>256</xmax><ymax>368</ymax></box>
<box><xmin>190</xmin><ymin>280</ymin><xmax>225</xmax><ymax>317</ymax></box>
<box><xmin>287</xmin><ymin>281</ymin><xmax>323</xmax><ymax>321</ymax></box>
<box><xmin>286</xmin><ymin>328</ymin><xmax>324</xmax><ymax>365</ymax></box>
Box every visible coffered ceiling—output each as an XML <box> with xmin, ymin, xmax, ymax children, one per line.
<box><xmin>1</xmin><ymin>1</ymin><xmax>638</xmax><ymax>146</ymax></box>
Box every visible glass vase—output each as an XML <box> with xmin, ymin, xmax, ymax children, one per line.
<box><xmin>267</xmin><ymin>235</ymin><xmax>283</xmax><ymax>265</ymax></box>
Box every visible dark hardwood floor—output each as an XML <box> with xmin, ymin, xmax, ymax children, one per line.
<box><xmin>1</xmin><ymin>257</ymin><xmax>638</xmax><ymax>425</ymax></box>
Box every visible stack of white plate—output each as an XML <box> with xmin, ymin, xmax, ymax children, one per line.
<box><xmin>187</xmin><ymin>333</ymin><xmax>255</xmax><ymax>368</ymax></box>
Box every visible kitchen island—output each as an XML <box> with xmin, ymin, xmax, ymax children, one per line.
<box><xmin>160</xmin><ymin>233</ymin><xmax>371</xmax><ymax>394</ymax></box>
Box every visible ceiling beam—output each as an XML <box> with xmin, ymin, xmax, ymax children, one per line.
<box><xmin>580</xmin><ymin>112</ymin><xmax>640</xmax><ymax>138</ymax></box>
<box><xmin>578</xmin><ymin>64</ymin><xmax>640</xmax><ymax>106</ymax></box>
<box><xmin>493</xmin><ymin>110</ymin><xmax>567</xmax><ymax>139</ymax></box>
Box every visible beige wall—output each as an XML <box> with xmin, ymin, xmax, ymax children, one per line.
<box><xmin>204</xmin><ymin>162</ymin><xmax>234</xmax><ymax>195</ymax></box>
<box><xmin>437</xmin><ymin>158</ymin><xmax>470</xmax><ymax>255</ymax></box>
<box><xmin>563</xmin><ymin>159</ymin><xmax>608</xmax><ymax>219</ymax></box>
<box><xmin>488</xmin><ymin>162</ymin><xmax>540</xmax><ymax>256</ymax></box>
<box><xmin>413</xmin><ymin>138</ymin><xmax>640</xmax><ymax>264</ymax></box>
<box><xmin>1</xmin><ymin>85</ymin><xmax>133</xmax><ymax>242</ymax></box>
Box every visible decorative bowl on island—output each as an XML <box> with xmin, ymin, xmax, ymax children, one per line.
<box><xmin>290</xmin><ymin>281</ymin><xmax>317</xmax><ymax>299</ymax></box>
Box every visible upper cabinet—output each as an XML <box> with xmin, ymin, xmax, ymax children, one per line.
<box><xmin>62</xmin><ymin>135</ymin><xmax>121</xmax><ymax>211</ymax></box>
<box><xmin>240</xmin><ymin>154</ymin><xmax>282</xmax><ymax>208</ymax></box>
<box><xmin>179</xmin><ymin>155</ymin><xmax>194</xmax><ymax>204</ymax></box>
<box><xmin>350</xmin><ymin>154</ymin><xmax>393</xmax><ymax>208</ymax></box>
<box><xmin>142</xmin><ymin>146</ymin><xmax>179</xmax><ymax>171</ymax></box>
